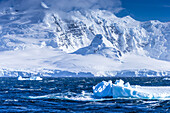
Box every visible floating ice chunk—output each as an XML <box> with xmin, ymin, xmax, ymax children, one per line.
<box><xmin>37</xmin><ymin>76</ymin><xmax>43</xmax><ymax>80</ymax></box>
<box><xmin>18</xmin><ymin>76</ymin><xmax>42</xmax><ymax>81</ymax></box>
<box><xmin>114</xmin><ymin>79</ymin><xmax>124</xmax><ymax>86</ymax></box>
<box><xmin>93</xmin><ymin>79</ymin><xmax>170</xmax><ymax>99</ymax></box>
<box><xmin>163</xmin><ymin>78</ymin><xmax>170</xmax><ymax>80</ymax></box>
<box><xmin>29</xmin><ymin>76</ymin><xmax>43</xmax><ymax>80</ymax></box>
<box><xmin>93</xmin><ymin>80</ymin><xmax>113</xmax><ymax>97</ymax></box>
<box><xmin>124</xmin><ymin>82</ymin><xmax>131</xmax><ymax>88</ymax></box>
<box><xmin>18</xmin><ymin>76</ymin><xmax>26</xmax><ymax>80</ymax></box>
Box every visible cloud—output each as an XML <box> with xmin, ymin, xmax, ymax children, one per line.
<box><xmin>0</xmin><ymin>0</ymin><xmax>122</xmax><ymax>13</ymax></box>
<box><xmin>47</xmin><ymin>0</ymin><xmax>122</xmax><ymax>13</ymax></box>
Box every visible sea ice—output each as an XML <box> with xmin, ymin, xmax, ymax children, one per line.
<box><xmin>93</xmin><ymin>79</ymin><xmax>170</xmax><ymax>99</ymax></box>
<box><xmin>18</xmin><ymin>76</ymin><xmax>43</xmax><ymax>81</ymax></box>
<box><xmin>162</xmin><ymin>78</ymin><xmax>170</xmax><ymax>80</ymax></box>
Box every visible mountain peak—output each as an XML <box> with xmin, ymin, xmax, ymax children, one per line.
<box><xmin>0</xmin><ymin>3</ymin><xmax>170</xmax><ymax>77</ymax></box>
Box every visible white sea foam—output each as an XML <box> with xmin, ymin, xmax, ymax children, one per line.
<box><xmin>28</xmin><ymin>92</ymin><xmax>113</xmax><ymax>102</ymax></box>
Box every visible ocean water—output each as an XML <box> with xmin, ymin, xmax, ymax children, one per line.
<box><xmin>0</xmin><ymin>77</ymin><xmax>169</xmax><ymax>112</ymax></box>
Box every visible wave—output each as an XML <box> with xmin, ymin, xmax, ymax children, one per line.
<box><xmin>28</xmin><ymin>90</ymin><xmax>170</xmax><ymax>102</ymax></box>
<box><xmin>10</xmin><ymin>88</ymin><xmax>42</xmax><ymax>91</ymax></box>
<box><xmin>28</xmin><ymin>79</ymin><xmax>170</xmax><ymax>101</ymax></box>
<box><xmin>28</xmin><ymin>91</ymin><xmax>115</xmax><ymax>102</ymax></box>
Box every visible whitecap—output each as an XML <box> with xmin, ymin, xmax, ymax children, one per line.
<box><xmin>28</xmin><ymin>91</ymin><xmax>114</xmax><ymax>102</ymax></box>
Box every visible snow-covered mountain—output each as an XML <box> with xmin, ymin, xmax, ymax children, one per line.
<box><xmin>0</xmin><ymin>1</ymin><xmax>169</xmax><ymax>77</ymax></box>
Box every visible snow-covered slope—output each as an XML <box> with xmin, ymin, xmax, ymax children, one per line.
<box><xmin>0</xmin><ymin>1</ymin><xmax>169</xmax><ymax>77</ymax></box>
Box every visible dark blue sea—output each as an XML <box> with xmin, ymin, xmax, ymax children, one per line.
<box><xmin>0</xmin><ymin>77</ymin><xmax>169</xmax><ymax>112</ymax></box>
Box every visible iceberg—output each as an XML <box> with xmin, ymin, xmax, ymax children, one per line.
<box><xmin>93</xmin><ymin>79</ymin><xmax>170</xmax><ymax>99</ymax></box>
<box><xmin>18</xmin><ymin>76</ymin><xmax>43</xmax><ymax>81</ymax></box>
<box><xmin>162</xmin><ymin>78</ymin><xmax>170</xmax><ymax>81</ymax></box>
<box><xmin>29</xmin><ymin>76</ymin><xmax>43</xmax><ymax>80</ymax></box>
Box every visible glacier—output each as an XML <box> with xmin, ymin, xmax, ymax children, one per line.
<box><xmin>0</xmin><ymin>0</ymin><xmax>170</xmax><ymax>77</ymax></box>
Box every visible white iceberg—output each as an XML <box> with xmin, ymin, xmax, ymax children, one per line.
<box><xmin>18</xmin><ymin>76</ymin><xmax>43</xmax><ymax>81</ymax></box>
<box><xmin>93</xmin><ymin>79</ymin><xmax>170</xmax><ymax>99</ymax></box>
<box><xmin>163</xmin><ymin>78</ymin><xmax>170</xmax><ymax>81</ymax></box>
<box><xmin>29</xmin><ymin>76</ymin><xmax>43</xmax><ymax>80</ymax></box>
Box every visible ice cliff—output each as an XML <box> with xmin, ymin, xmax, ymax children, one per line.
<box><xmin>0</xmin><ymin>0</ymin><xmax>169</xmax><ymax>77</ymax></box>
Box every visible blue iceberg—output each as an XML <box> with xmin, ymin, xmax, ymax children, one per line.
<box><xmin>93</xmin><ymin>79</ymin><xmax>170</xmax><ymax>100</ymax></box>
